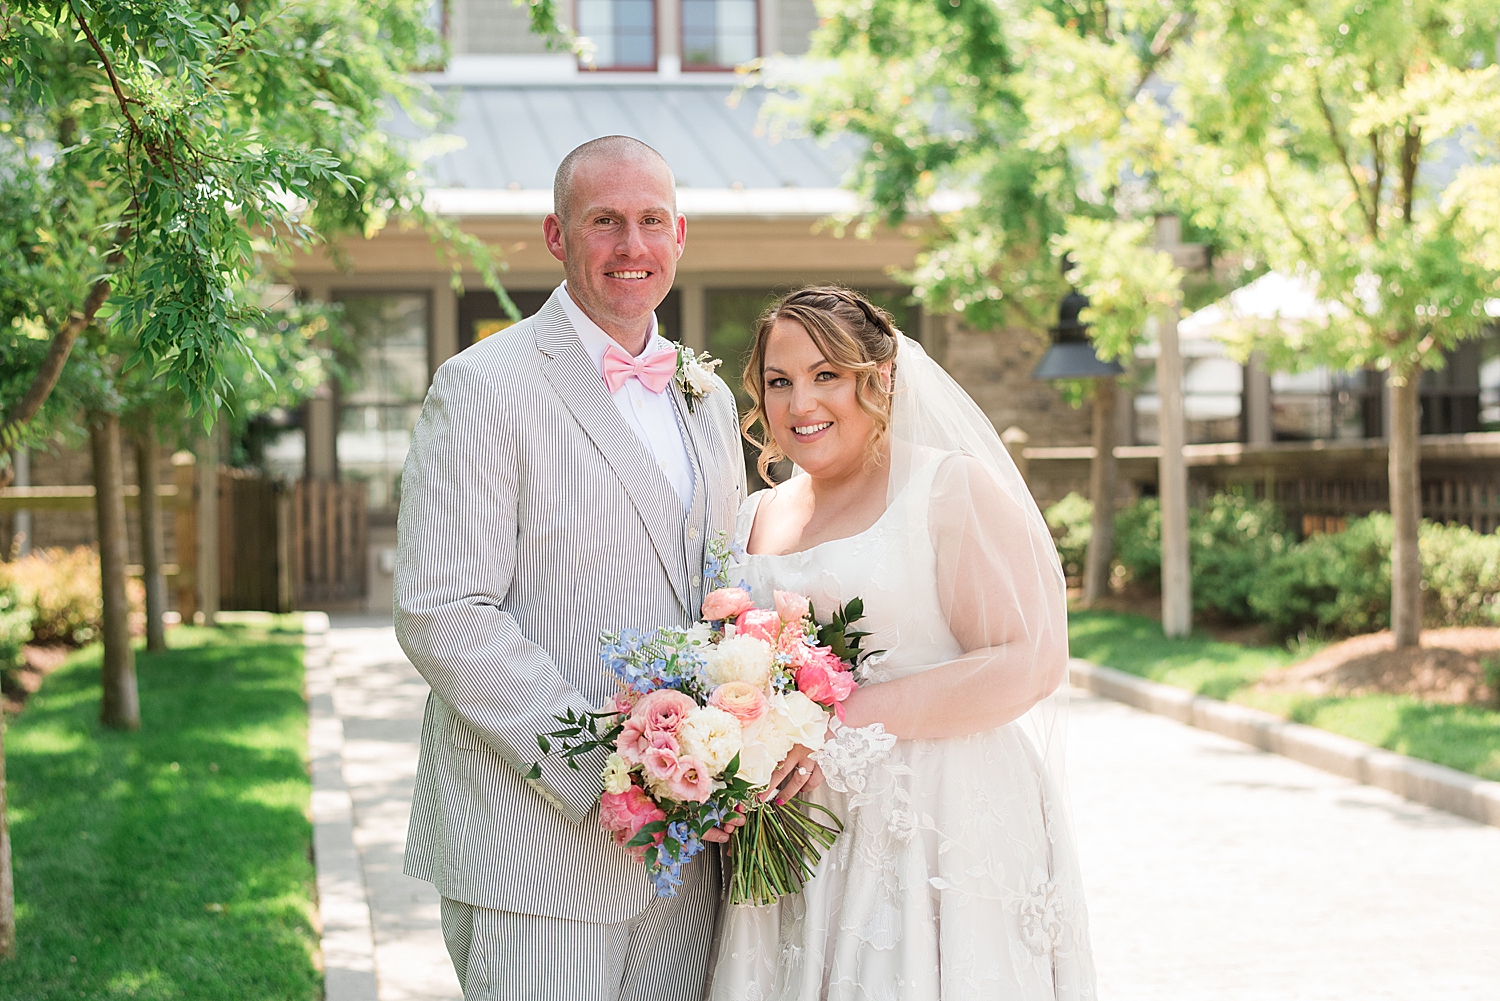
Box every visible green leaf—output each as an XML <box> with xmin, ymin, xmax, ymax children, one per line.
<box><xmin>536</xmin><ymin>734</ymin><xmax>550</xmax><ymax>753</ymax></box>
<box><xmin>525</xmin><ymin>763</ymin><xmax>541</xmax><ymax>781</ymax></box>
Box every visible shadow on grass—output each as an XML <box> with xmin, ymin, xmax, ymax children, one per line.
<box><xmin>1</xmin><ymin>627</ymin><xmax>319</xmax><ymax>1001</ymax></box>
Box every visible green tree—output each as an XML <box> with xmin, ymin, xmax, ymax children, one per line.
<box><xmin>0</xmin><ymin>0</ymin><xmax>498</xmax><ymax>958</ymax></box>
<box><xmin>1167</xmin><ymin>0</ymin><xmax>1500</xmax><ymax>647</ymax></box>
<box><xmin>783</xmin><ymin>0</ymin><xmax>1196</xmax><ymax>606</ymax></box>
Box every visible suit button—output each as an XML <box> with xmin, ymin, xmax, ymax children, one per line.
<box><xmin>688</xmin><ymin>527</ymin><xmax>698</xmax><ymax>540</ymax></box>
<box><xmin>691</xmin><ymin>575</ymin><xmax>702</xmax><ymax>589</ymax></box>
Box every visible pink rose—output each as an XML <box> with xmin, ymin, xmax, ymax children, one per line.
<box><xmin>599</xmin><ymin>785</ymin><xmax>666</xmax><ymax>859</ymax></box>
<box><xmin>615</xmin><ymin>717</ymin><xmax>653</xmax><ymax>764</ymax></box>
<box><xmin>603</xmin><ymin>689</ymin><xmax>638</xmax><ymax>716</ymax></box>
<box><xmin>774</xmin><ymin>590</ymin><xmax>811</xmax><ymax>624</ymax></box>
<box><xmin>734</xmin><ymin>608</ymin><xmax>782</xmax><ymax>644</ymax></box>
<box><xmin>663</xmin><ymin>757</ymin><xmax>715</xmax><ymax>803</ymax></box>
<box><xmin>702</xmin><ymin>587</ymin><xmax>755</xmax><ymax>621</ymax></box>
<box><xmin>641</xmin><ymin>742</ymin><xmax>680</xmax><ymax>783</ymax></box>
<box><xmin>708</xmin><ymin>681</ymin><xmax>768</xmax><ymax>726</ymax></box>
<box><xmin>795</xmin><ymin>655</ymin><xmax>858</xmax><ymax>706</ymax></box>
<box><xmin>630</xmin><ymin>689</ymin><xmax>698</xmax><ymax>735</ymax></box>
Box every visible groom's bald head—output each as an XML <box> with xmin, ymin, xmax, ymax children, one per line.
<box><xmin>553</xmin><ymin>136</ymin><xmax>676</xmax><ymax>225</ymax></box>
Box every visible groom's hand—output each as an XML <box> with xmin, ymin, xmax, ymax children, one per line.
<box><xmin>765</xmin><ymin>744</ymin><xmax>823</xmax><ymax>805</ymax></box>
<box><xmin>703</xmin><ymin>806</ymin><xmax>745</xmax><ymax>844</ymax></box>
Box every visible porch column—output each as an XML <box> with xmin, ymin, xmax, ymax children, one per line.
<box><xmin>1244</xmin><ymin>352</ymin><xmax>1273</xmax><ymax>446</ymax></box>
<box><xmin>680</xmin><ymin>279</ymin><xmax>707</xmax><ymax>352</ymax></box>
<box><xmin>430</xmin><ymin>279</ymin><xmax>459</xmax><ymax>374</ymax></box>
<box><xmin>302</xmin><ymin>280</ymin><xmax>337</xmax><ymax>482</ymax></box>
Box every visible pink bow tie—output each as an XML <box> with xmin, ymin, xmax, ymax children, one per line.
<box><xmin>602</xmin><ymin>344</ymin><xmax>677</xmax><ymax>394</ymax></box>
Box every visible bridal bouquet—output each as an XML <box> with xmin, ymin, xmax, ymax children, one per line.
<box><xmin>530</xmin><ymin>564</ymin><xmax>871</xmax><ymax>904</ymax></box>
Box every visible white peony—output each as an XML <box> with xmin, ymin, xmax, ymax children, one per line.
<box><xmin>704</xmin><ymin>635</ymin><xmax>773</xmax><ymax>689</ymax></box>
<box><xmin>601</xmin><ymin>753</ymin><xmax>633</xmax><ymax>795</ymax></box>
<box><xmin>736</xmin><ymin>716</ymin><xmax>795</xmax><ymax>787</ymax></box>
<box><xmin>676</xmin><ymin>706</ymin><xmax>744</xmax><ymax>775</ymax></box>
<box><xmin>768</xmin><ymin>691</ymin><xmax>831</xmax><ymax>752</ymax></box>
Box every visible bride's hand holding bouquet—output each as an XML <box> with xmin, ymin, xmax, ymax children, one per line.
<box><xmin>531</xmin><ymin>561</ymin><xmax>873</xmax><ymax>904</ymax></box>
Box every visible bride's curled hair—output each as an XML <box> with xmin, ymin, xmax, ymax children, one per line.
<box><xmin>741</xmin><ymin>286</ymin><xmax>900</xmax><ymax>481</ymax></box>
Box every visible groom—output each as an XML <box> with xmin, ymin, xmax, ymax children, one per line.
<box><xmin>394</xmin><ymin>136</ymin><xmax>746</xmax><ymax>999</ymax></box>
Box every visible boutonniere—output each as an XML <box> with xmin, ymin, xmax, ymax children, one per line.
<box><xmin>675</xmin><ymin>344</ymin><xmax>722</xmax><ymax>413</ymax></box>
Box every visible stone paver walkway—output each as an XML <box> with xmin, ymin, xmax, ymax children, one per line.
<box><xmin>327</xmin><ymin>619</ymin><xmax>460</xmax><ymax>1001</ymax></box>
<box><xmin>323</xmin><ymin>620</ymin><xmax>1500</xmax><ymax>1000</ymax></box>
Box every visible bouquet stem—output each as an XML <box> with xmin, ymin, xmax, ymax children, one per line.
<box><xmin>727</xmin><ymin>797</ymin><xmax>843</xmax><ymax>906</ymax></box>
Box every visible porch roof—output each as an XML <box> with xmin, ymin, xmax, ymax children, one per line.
<box><xmin>413</xmin><ymin>83</ymin><xmax>862</xmax><ymax>218</ymax></box>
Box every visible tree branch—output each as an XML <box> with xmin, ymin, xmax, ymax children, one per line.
<box><xmin>1400</xmin><ymin>122</ymin><xmax>1421</xmax><ymax>223</ymax></box>
<box><xmin>1312</xmin><ymin>74</ymin><xmax>1378</xmax><ymax>239</ymax></box>
<box><xmin>69</xmin><ymin>1</ymin><xmax>142</xmax><ymax>138</ymax></box>
<box><xmin>1369</xmin><ymin>130</ymin><xmax>1385</xmax><ymax>230</ymax></box>
<box><xmin>1129</xmin><ymin>9</ymin><xmax>1194</xmax><ymax>102</ymax></box>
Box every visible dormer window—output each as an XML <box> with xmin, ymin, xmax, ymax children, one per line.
<box><xmin>577</xmin><ymin>0</ymin><xmax>657</xmax><ymax>70</ymax></box>
<box><xmin>682</xmin><ymin>0</ymin><xmax>758</xmax><ymax>70</ymax></box>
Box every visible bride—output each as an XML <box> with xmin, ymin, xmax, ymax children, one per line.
<box><xmin>708</xmin><ymin>287</ymin><xmax>1095</xmax><ymax>1000</ymax></box>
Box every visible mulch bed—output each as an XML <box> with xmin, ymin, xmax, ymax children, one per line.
<box><xmin>3</xmin><ymin>644</ymin><xmax>72</xmax><ymax>714</ymax></box>
<box><xmin>1255</xmin><ymin>628</ymin><xmax>1500</xmax><ymax>707</ymax></box>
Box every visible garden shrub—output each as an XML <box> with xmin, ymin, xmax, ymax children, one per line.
<box><xmin>0</xmin><ymin>582</ymin><xmax>32</xmax><ymax>677</ymax></box>
<box><xmin>1419</xmin><ymin>522</ymin><xmax>1500</xmax><ymax>627</ymax></box>
<box><xmin>1189</xmin><ymin>493</ymin><xmax>1290</xmax><ymax>621</ymax></box>
<box><xmin>1114</xmin><ymin>496</ymin><xmax>1162</xmax><ymax>588</ymax></box>
<box><xmin>0</xmin><ymin>546</ymin><xmax>140</xmax><ymax>645</ymax></box>
<box><xmin>1249</xmin><ymin>514</ymin><xmax>1393</xmax><ymax>638</ymax></box>
<box><xmin>1044</xmin><ymin>492</ymin><xmax>1092</xmax><ymax>579</ymax></box>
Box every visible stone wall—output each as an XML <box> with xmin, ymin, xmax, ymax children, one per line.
<box><xmin>940</xmin><ymin>320</ymin><xmax>1097</xmax><ymax>508</ymax></box>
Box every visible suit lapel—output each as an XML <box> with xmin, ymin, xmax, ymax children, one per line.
<box><xmin>534</xmin><ymin>294</ymin><xmax>691</xmax><ymax>612</ymax></box>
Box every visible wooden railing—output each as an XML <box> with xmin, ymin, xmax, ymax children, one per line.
<box><xmin>1023</xmin><ymin>432</ymin><xmax>1500</xmax><ymax>535</ymax></box>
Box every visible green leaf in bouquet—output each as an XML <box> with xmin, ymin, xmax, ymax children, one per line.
<box><xmin>536</xmin><ymin>734</ymin><xmax>551</xmax><ymax>753</ymax></box>
<box><xmin>723</xmin><ymin>751</ymin><xmax>742</xmax><ymax>783</ymax></box>
<box><xmin>626</xmin><ymin>820</ymin><xmax>670</xmax><ymax>848</ymax></box>
<box><xmin>525</xmin><ymin>763</ymin><xmax>542</xmax><ymax>781</ymax></box>
<box><xmin>843</xmin><ymin>597</ymin><xmax>864</xmax><ymax>622</ymax></box>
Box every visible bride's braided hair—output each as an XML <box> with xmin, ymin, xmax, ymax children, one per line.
<box><xmin>741</xmin><ymin>286</ymin><xmax>900</xmax><ymax>481</ymax></box>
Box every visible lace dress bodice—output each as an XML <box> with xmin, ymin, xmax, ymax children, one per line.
<box><xmin>708</xmin><ymin>460</ymin><xmax>1095</xmax><ymax>1001</ymax></box>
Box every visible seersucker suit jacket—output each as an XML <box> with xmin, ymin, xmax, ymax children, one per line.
<box><xmin>395</xmin><ymin>288</ymin><xmax>746</xmax><ymax>922</ymax></box>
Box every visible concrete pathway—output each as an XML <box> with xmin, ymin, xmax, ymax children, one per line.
<box><xmin>326</xmin><ymin>619</ymin><xmax>460</xmax><ymax>1001</ymax></box>
<box><xmin>322</xmin><ymin>620</ymin><xmax>1500</xmax><ymax>1000</ymax></box>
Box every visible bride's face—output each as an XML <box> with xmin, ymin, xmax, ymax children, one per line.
<box><xmin>761</xmin><ymin>317</ymin><xmax>885</xmax><ymax>480</ymax></box>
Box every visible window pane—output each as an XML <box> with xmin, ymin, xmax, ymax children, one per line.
<box><xmin>579</xmin><ymin>0</ymin><xmax>655</xmax><ymax>67</ymax></box>
<box><xmin>335</xmin><ymin>293</ymin><xmax>429</xmax><ymax>514</ymax></box>
<box><xmin>682</xmin><ymin>0</ymin><xmax>758</xmax><ymax>67</ymax></box>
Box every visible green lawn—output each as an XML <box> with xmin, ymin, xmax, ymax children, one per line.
<box><xmin>1068</xmin><ymin>609</ymin><xmax>1500</xmax><ymax>783</ymax></box>
<box><xmin>0</xmin><ymin>619</ymin><xmax>320</xmax><ymax>1001</ymax></box>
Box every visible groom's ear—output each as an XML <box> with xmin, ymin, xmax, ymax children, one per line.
<box><xmin>674</xmin><ymin>212</ymin><xmax>687</xmax><ymax>259</ymax></box>
<box><xmin>544</xmin><ymin>213</ymin><xmax>567</xmax><ymax>263</ymax></box>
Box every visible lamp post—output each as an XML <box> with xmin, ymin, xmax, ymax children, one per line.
<box><xmin>1033</xmin><ymin>291</ymin><xmax>1124</xmax><ymax>604</ymax></box>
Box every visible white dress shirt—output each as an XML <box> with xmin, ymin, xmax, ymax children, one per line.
<box><xmin>557</xmin><ymin>282</ymin><xmax>695</xmax><ymax>510</ymax></box>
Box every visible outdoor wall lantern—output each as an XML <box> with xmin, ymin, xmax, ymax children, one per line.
<box><xmin>1030</xmin><ymin>290</ymin><xmax>1125</xmax><ymax>380</ymax></box>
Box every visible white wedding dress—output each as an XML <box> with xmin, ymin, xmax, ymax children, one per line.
<box><xmin>707</xmin><ymin>453</ymin><xmax>1095</xmax><ymax>1001</ymax></box>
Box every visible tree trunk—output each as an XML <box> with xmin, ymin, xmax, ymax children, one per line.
<box><xmin>90</xmin><ymin>413</ymin><xmax>140</xmax><ymax>730</ymax></box>
<box><xmin>1389</xmin><ymin>371</ymin><xmax>1422</xmax><ymax>648</ymax></box>
<box><xmin>0</xmin><ymin>709</ymin><xmax>14</xmax><ymax>960</ymax></box>
<box><xmin>134</xmin><ymin>416</ymin><xmax>167</xmax><ymax>653</ymax></box>
<box><xmin>1082</xmin><ymin>377</ymin><xmax>1118</xmax><ymax>605</ymax></box>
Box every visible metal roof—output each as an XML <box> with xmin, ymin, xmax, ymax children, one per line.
<box><xmin>419</xmin><ymin>83</ymin><xmax>858</xmax><ymax>193</ymax></box>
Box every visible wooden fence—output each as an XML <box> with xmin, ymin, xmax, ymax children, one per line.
<box><xmin>288</xmin><ymin>478</ymin><xmax>367</xmax><ymax>607</ymax></box>
<box><xmin>3</xmin><ymin>471</ymin><xmax>367</xmax><ymax>612</ymax></box>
